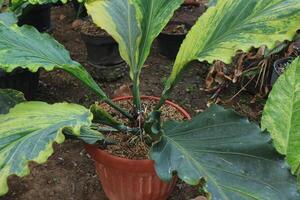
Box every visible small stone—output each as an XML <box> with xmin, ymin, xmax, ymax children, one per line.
<box><xmin>72</xmin><ymin>19</ymin><xmax>83</xmax><ymax>30</ymax></box>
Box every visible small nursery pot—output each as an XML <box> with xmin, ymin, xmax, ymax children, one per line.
<box><xmin>81</xmin><ymin>32</ymin><xmax>124</xmax><ymax>66</ymax></box>
<box><xmin>0</xmin><ymin>68</ymin><xmax>39</xmax><ymax>100</ymax></box>
<box><xmin>270</xmin><ymin>57</ymin><xmax>294</xmax><ymax>85</ymax></box>
<box><xmin>86</xmin><ymin>96</ymin><xmax>191</xmax><ymax>200</ymax></box>
<box><xmin>18</xmin><ymin>4</ymin><xmax>52</xmax><ymax>33</ymax></box>
<box><xmin>157</xmin><ymin>21</ymin><xmax>191</xmax><ymax>60</ymax></box>
<box><xmin>90</xmin><ymin>62</ymin><xmax>127</xmax><ymax>82</ymax></box>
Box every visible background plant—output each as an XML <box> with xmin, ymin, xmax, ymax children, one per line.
<box><xmin>0</xmin><ymin>0</ymin><xmax>299</xmax><ymax>199</ymax></box>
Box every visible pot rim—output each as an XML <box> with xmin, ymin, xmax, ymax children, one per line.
<box><xmin>85</xmin><ymin>95</ymin><xmax>191</xmax><ymax>173</ymax></box>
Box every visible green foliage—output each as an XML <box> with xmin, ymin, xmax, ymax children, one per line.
<box><xmin>85</xmin><ymin>0</ymin><xmax>184</xmax><ymax>108</ymax></box>
<box><xmin>0</xmin><ymin>23</ymin><xmax>108</xmax><ymax>100</ymax></box>
<box><xmin>86</xmin><ymin>0</ymin><xmax>183</xmax><ymax>78</ymax></box>
<box><xmin>0</xmin><ymin>89</ymin><xmax>25</xmax><ymax>114</ymax></box>
<box><xmin>151</xmin><ymin>105</ymin><xmax>299</xmax><ymax>199</ymax></box>
<box><xmin>262</xmin><ymin>57</ymin><xmax>300</xmax><ymax>174</ymax></box>
<box><xmin>0</xmin><ymin>102</ymin><xmax>93</xmax><ymax>196</ymax></box>
<box><xmin>10</xmin><ymin>0</ymin><xmax>66</xmax><ymax>15</ymax></box>
<box><xmin>0</xmin><ymin>0</ymin><xmax>299</xmax><ymax>198</ymax></box>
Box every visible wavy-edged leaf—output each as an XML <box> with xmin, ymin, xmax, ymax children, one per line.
<box><xmin>151</xmin><ymin>105</ymin><xmax>299</xmax><ymax>200</ymax></box>
<box><xmin>0</xmin><ymin>89</ymin><xmax>25</xmax><ymax>114</ymax></box>
<box><xmin>0</xmin><ymin>12</ymin><xmax>17</xmax><ymax>26</ymax></box>
<box><xmin>0</xmin><ymin>23</ymin><xmax>108</xmax><ymax>100</ymax></box>
<box><xmin>162</xmin><ymin>0</ymin><xmax>300</xmax><ymax>97</ymax></box>
<box><xmin>86</xmin><ymin>0</ymin><xmax>183</xmax><ymax>78</ymax></box>
<box><xmin>262</xmin><ymin>57</ymin><xmax>300</xmax><ymax>174</ymax></box>
<box><xmin>0</xmin><ymin>102</ymin><xmax>93</xmax><ymax>196</ymax></box>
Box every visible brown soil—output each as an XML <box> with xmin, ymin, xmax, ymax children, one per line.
<box><xmin>100</xmin><ymin>99</ymin><xmax>186</xmax><ymax>160</ymax></box>
<box><xmin>81</xmin><ymin>19</ymin><xmax>109</xmax><ymax>37</ymax></box>
<box><xmin>1</xmin><ymin>2</ymin><xmax>263</xmax><ymax>200</ymax></box>
<box><xmin>163</xmin><ymin>23</ymin><xmax>189</xmax><ymax>35</ymax></box>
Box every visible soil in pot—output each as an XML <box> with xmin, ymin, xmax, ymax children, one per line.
<box><xmin>157</xmin><ymin>21</ymin><xmax>190</xmax><ymax>60</ymax></box>
<box><xmin>99</xmin><ymin>97</ymin><xmax>187</xmax><ymax>160</ymax></box>
<box><xmin>18</xmin><ymin>4</ymin><xmax>52</xmax><ymax>33</ymax></box>
<box><xmin>0</xmin><ymin>68</ymin><xmax>39</xmax><ymax>100</ymax></box>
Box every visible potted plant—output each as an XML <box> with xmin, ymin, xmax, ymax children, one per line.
<box><xmin>0</xmin><ymin>0</ymin><xmax>300</xmax><ymax>200</ymax></box>
<box><xmin>80</xmin><ymin>19</ymin><xmax>126</xmax><ymax>81</ymax></box>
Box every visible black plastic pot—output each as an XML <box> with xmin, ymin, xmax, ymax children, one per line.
<box><xmin>72</xmin><ymin>0</ymin><xmax>88</xmax><ymax>18</ymax></box>
<box><xmin>157</xmin><ymin>21</ymin><xmax>191</xmax><ymax>60</ymax></box>
<box><xmin>91</xmin><ymin>62</ymin><xmax>127</xmax><ymax>82</ymax></box>
<box><xmin>81</xmin><ymin>32</ymin><xmax>124</xmax><ymax>66</ymax></box>
<box><xmin>0</xmin><ymin>69</ymin><xmax>39</xmax><ymax>100</ymax></box>
<box><xmin>18</xmin><ymin>4</ymin><xmax>52</xmax><ymax>32</ymax></box>
<box><xmin>270</xmin><ymin>57</ymin><xmax>294</xmax><ymax>85</ymax></box>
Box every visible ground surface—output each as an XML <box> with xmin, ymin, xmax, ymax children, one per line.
<box><xmin>1</xmin><ymin>3</ymin><xmax>263</xmax><ymax>200</ymax></box>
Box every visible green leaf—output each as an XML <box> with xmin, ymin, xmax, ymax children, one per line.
<box><xmin>90</xmin><ymin>104</ymin><xmax>127</xmax><ymax>131</ymax></box>
<box><xmin>151</xmin><ymin>105</ymin><xmax>299</xmax><ymax>200</ymax></box>
<box><xmin>0</xmin><ymin>23</ymin><xmax>108</xmax><ymax>100</ymax></box>
<box><xmin>85</xmin><ymin>0</ymin><xmax>183</xmax><ymax>78</ymax></box>
<box><xmin>64</xmin><ymin>126</ymin><xmax>105</xmax><ymax>145</ymax></box>
<box><xmin>0</xmin><ymin>101</ymin><xmax>93</xmax><ymax>196</ymax></box>
<box><xmin>10</xmin><ymin>0</ymin><xmax>66</xmax><ymax>15</ymax></box>
<box><xmin>262</xmin><ymin>57</ymin><xmax>300</xmax><ymax>174</ymax></box>
<box><xmin>0</xmin><ymin>89</ymin><xmax>25</xmax><ymax>114</ymax></box>
<box><xmin>0</xmin><ymin>12</ymin><xmax>17</xmax><ymax>26</ymax></box>
<box><xmin>208</xmin><ymin>0</ymin><xmax>217</xmax><ymax>7</ymax></box>
<box><xmin>162</xmin><ymin>0</ymin><xmax>300</xmax><ymax>98</ymax></box>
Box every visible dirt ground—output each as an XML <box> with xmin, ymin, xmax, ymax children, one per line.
<box><xmin>1</xmin><ymin>3</ymin><xmax>263</xmax><ymax>200</ymax></box>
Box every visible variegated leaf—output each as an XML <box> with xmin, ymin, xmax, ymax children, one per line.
<box><xmin>85</xmin><ymin>0</ymin><xmax>183</xmax><ymax>79</ymax></box>
<box><xmin>0</xmin><ymin>23</ymin><xmax>108</xmax><ymax>100</ymax></box>
<box><xmin>262</xmin><ymin>57</ymin><xmax>300</xmax><ymax>174</ymax></box>
<box><xmin>0</xmin><ymin>102</ymin><xmax>93</xmax><ymax>196</ymax></box>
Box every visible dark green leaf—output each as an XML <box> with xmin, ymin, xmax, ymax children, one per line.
<box><xmin>151</xmin><ymin>105</ymin><xmax>299</xmax><ymax>200</ymax></box>
<box><xmin>0</xmin><ymin>89</ymin><xmax>25</xmax><ymax>114</ymax></box>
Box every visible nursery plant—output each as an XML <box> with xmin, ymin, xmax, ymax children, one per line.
<box><xmin>0</xmin><ymin>0</ymin><xmax>300</xmax><ymax>199</ymax></box>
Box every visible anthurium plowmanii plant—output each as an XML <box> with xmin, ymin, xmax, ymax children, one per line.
<box><xmin>0</xmin><ymin>0</ymin><xmax>300</xmax><ymax>199</ymax></box>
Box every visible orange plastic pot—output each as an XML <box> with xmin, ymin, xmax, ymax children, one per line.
<box><xmin>86</xmin><ymin>96</ymin><xmax>191</xmax><ymax>200</ymax></box>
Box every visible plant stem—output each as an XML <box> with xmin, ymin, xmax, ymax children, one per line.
<box><xmin>104</xmin><ymin>98</ymin><xmax>133</xmax><ymax>120</ymax></box>
<box><xmin>132</xmin><ymin>75</ymin><xmax>142</xmax><ymax>115</ymax></box>
<box><xmin>154</xmin><ymin>96</ymin><xmax>166</xmax><ymax>111</ymax></box>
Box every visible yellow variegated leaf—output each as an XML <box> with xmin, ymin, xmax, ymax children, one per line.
<box><xmin>0</xmin><ymin>102</ymin><xmax>93</xmax><ymax>196</ymax></box>
<box><xmin>85</xmin><ymin>0</ymin><xmax>183</xmax><ymax>85</ymax></box>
